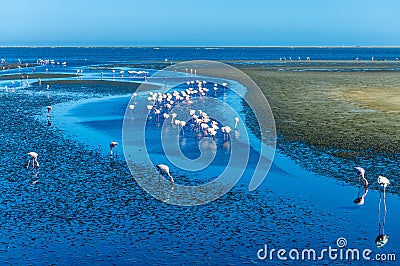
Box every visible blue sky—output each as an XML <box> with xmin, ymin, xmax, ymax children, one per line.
<box><xmin>1</xmin><ymin>0</ymin><xmax>399</xmax><ymax>46</ymax></box>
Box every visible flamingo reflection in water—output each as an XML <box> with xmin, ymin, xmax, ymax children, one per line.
<box><xmin>354</xmin><ymin>186</ymin><xmax>369</xmax><ymax>206</ymax></box>
<box><xmin>376</xmin><ymin>175</ymin><xmax>390</xmax><ymax>248</ymax></box>
<box><xmin>353</xmin><ymin>167</ymin><xmax>369</xmax><ymax>205</ymax></box>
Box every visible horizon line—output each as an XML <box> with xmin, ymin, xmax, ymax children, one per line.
<box><xmin>1</xmin><ymin>45</ymin><xmax>400</xmax><ymax>49</ymax></box>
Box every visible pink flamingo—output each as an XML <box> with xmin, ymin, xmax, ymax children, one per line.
<box><xmin>354</xmin><ymin>167</ymin><xmax>368</xmax><ymax>187</ymax></box>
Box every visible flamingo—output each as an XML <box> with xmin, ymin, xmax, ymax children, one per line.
<box><xmin>222</xmin><ymin>126</ymin><xmax>232</xmax><ymax>140</ymax></box>
<box><xmin>354</xmin><ymin>167</ymin><xmax>368</xmax><ymax>187</ymax></box>
<box><xmin>171</xmin><ymin>113</ymin><xmax>177</xmax><ymax>124</ymax></box>
<box><xmin>179</xmin><ymin>121</ymin><xmax>186</xmax><ymax>135</ymax></box>
<box><xmin>27</xmin><ymin>152</ymin><xmax>39</xmax><ymax>169</ymax></box>
<box><xmin>213</xmin><ymin>86</ymin><xmax>218</xmax><ymax>95</ymax></box>
<box><xmin>377</xmin><ymin>175</ymin><xmax>390</xmax><ymax>188</ymax></box>
<box><xmin>110</xmin><ymin>142</ymin><xmax>118</xmax><ymax>157</ymax></box>
<box><xmin>234</xmin><ymin>117</ymin><xmax>239</xmax><ymax>130</ymax></box>
<box><xmin>377</xmin><ymin>175</ymin><xmax>390</xmax><ymax>208</ymax></box>
<box><xmin>154</xmin><ymin>109</ymin><xmax>161</xmax><ymax>121</ymax></box>
<box><xmin>156</xmin><ymin>164</ymin><xmax>174</xmax><ymax>183</ymax></box>
<box><xmin>129</xmin><ymin>104</ymin><xmax>135</xmax><ymax>115</ymax></box>
<box><xmin>201</xmin><ymin>123</ymin><xmax>209</xmax><ymax>137</ymax></box>
<box><xmin>174</xmin><ymin>119</ymin><xmax>181</xmax><ymax>130</ymax></box>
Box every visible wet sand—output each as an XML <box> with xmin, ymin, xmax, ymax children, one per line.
<box><xmin>240</xmin><ymin>63</ymin><xmax>400</xmax><ymax>193</ymax></box>
<box><xmin>240</xmin><ymin>64</ymin><xmax>400</xmax><ymax>152</ymax></box>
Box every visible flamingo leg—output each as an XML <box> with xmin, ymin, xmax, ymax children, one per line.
<box><xmin>383</xmin><ymin>187</ymin><xmax>387</xmax><ymax>213</ymax></box>
<box><xmin>378</xmin><ymin>190</ymin><xmax>382</xmax><ymax>233</ymax></box>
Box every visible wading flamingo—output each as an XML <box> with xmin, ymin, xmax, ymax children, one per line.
<box><xmin>378</xmin><ymin>175</ymin><xmax>390</xmax><ymax>189</ymax></box>
<box><xmin>110</xmin><ymin>142</ymin><xmax>118</xmax><ymax>157</ymax></box>
<box><xmin>27</xmin><ymin>152</ymin><xmax>39</xmax><ymax>169</ymax></box>
<box><xmin>156</xmin><ymin>164</ymin><xmax>174</xmax><ymax>183</ymax></box>
<box><xmin>354</xmin><ymin>167</ymin><xmax>368</xmax><ymax>187</ymax></box>
<box><xmin>234</xmin><ymin>117</ymin><xmax>239</xmax><ymax>130</ymax></box>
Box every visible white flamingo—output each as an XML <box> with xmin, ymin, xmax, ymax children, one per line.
<box><xmin>154</xmin><ymin>109</ymin><xmax>161</xmax><ymax>121</ymax></box>
<box><xmin>129</xmin><ymin>104</ymin><xmax>135</xmax><ymax>115</ymax></box>
<box><xmin>201</xmin><ymin>123</ymin><xmax>209</xmax><ymax>136</ymax></box>
<box><xmin>179</xmin><ymin>120</ymin><xmax>186</xmax><ymax>135</ymax></box>
<box><xmin>156</xmin><ymin>164</ymin><xmax>174</xmax><ymax>183</ymax></box>
<box><xmin>221</xmin><ymin>126</ymin><xmax>232</xmax><ymax>140</ymax></box>
<box><xmin>378</xmin><ymin>175</ymin><xmax>390</xmax><ymax>188</ymax></box>
<box><xmin>378</xmin><ymin>175</ymin><xmax>390</xmax><ymax>207</ymax></box>
<box><xmin>174</xmin><ymin>120</ymin><xmax>181</xmax><ymax>132</ymax></box>
<box><xmin>27</xmin><ymin>152</ymin><xmax>39</xmax><ymax>169</ymax></box>
<box><xmin>234</xmin><ymin>117</ymin><xmax>239</xmax><ymax>130</ymax></box>
<box><xmin>171</xmin><ymin>113</ymin><xmax>177</xmax><ymax>124</ymax></box>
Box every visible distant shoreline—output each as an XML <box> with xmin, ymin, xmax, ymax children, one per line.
<box><xmin>1</xmin><ymin>45</ymin><xmax>400</xmax><ymax>49</ymax></box>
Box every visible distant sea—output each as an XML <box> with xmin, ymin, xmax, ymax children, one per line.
<box><xmin>0</xmin><ymin>47</ymin><xmax>399</xmax><ymax>65</ymax></box>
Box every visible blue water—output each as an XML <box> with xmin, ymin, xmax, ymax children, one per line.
<box><xmin>1</xmin><ymin>47</ymin><xmax>400</xmax><ymax>264</ymax></box>
<box><xmin>54</xmin><ymin>83</ymin><xmax>400</xmax><ymax>265</ymax></box>
<box><xmin>1</xmin><ymin>47</ymin><xmax>400</xmax><ymax>66</ymax></box>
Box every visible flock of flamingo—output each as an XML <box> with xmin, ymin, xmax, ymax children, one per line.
<box><xmin>127</xmin><ymin>80</ymin><xmax>240</xmax><ymax>182</ymax></box>
<box><xmin>16</xmin><ymin>62</ymin><xmax>393</xmax><ymax>247</ymax></box>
